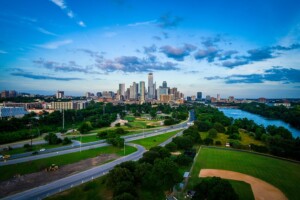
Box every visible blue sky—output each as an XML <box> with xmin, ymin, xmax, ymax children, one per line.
<box><xmin>0</xmin><ymin>0</ymin><xmax>300</xmax><ymax>98</ymax></box>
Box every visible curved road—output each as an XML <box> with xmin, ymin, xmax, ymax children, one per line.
<box><xmin>3</xmin><ymin>143</ymin><xmax>146</xmax><ymax>200</ymax></box>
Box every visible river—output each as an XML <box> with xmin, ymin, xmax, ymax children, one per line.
<box><xmin>219</xmin><ymin>108</ymin><xmax>300</xmax><ymax>138</ymax></box>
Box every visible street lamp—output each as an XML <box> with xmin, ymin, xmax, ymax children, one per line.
<box><xmin>124</xmin><ymin>140</ymin><xmax>126</xmax><ymax>156</ymax></box>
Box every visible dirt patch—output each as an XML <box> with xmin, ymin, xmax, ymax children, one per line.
<box><xmin>171</xmin><ymin>151</ymin><xmax>181</xmax><ymax>155</ymax></box>
<box><xmin>0</xmin><ymin>153</ymin><xmax>119</xmax><ymax>198</ymax></box>
<box><xmin>199</xmin><ymin>169</ymin><xmax>287</xmax><ymax>200</ymax></box>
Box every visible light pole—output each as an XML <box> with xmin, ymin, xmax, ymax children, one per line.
<box><xmin>124</xmin><ymin>140</ymin><xmax>126</xmax><ymax>156</ymax></box>
<box><xmin>80</xmin><ymin>134</ymin><xmax>82</xmax><ymax>152</ymax></box>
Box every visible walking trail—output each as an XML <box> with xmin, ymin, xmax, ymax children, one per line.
<box><xmin>199</xmin><ymin>169</ymin><xmax>287</xmax><ymax>200</ymax></box>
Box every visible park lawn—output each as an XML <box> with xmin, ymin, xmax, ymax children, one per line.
<box><xmin>200</xmin><ymin>131</ymin><xmax>265</xmax><ymax>146</ymax></box>
<box><xmin>188</xmin><ymin>147</ymin><xmax>300</xmax><ymax>200</ymax></box>
<box><xmin>0</xmin><ymin>143</ymin><xmax>68</xmax><ymax>155</ymax></box>
<box><xmin>239</xmin><ymin>131</ymin><xmax>265</xmax><ymax>146</ymax></box>
<box><xmin>46</xmin><ymin>176</ymin><xmax>112</xmax><ymax>200</ymax></box>
<box><xmin>0</xmin><ymin>145</ymin><xmax>136</xmax><ymax>182</ymax></box>
<box><xmin>73</xmin><ymin>135</ymin><xmax>102</xmax><ymax>143</ymax></box>
<box><xmin>131</xmin><ymin>130</ymin><xmax>182</xmax><ymax>150</ymax></box>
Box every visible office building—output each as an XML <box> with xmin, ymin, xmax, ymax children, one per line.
<box><xmin>56</xmin><ymin>90</ymin><xmax>64</xmax><ymax>99</ymax></box>
<box><xmin>1</xmin><ymin>90</ymin><xmax>9</xmax><ymax>98</ymax></box>
<box><xmin>139</xmin><ymin>81</ymin><xmax>145</xmax><ymax>102</ymax></box>
<box><xmin>130</xmin><ymin>82</ymin><xmax>138</xmax><ymax>100</ymax></box>
<box><xmin>148</xmin><ymin>73</ymin><xmax>154</xmax><ymax>99</ymax></box>
<box><xmin>197</xmin><ymin>92</ymin><xmax>202</xmax><ymax>101</ymax></box>
<box><xmin>119</xmin><ymin>83</ymin><xmax>125</xmax><ymax>98</ymax></box>
<box><xmin>217</xmin><ymin>94</ymin><xmax>220</xmax><ymax>101</ymax></box>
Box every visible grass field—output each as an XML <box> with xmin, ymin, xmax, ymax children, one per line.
<box><xmin>200</xmin><ymin>131</ymin><xmax>265</xmax><ymax>146</ymax></box>
<box><xmin>131</xmin><ymin>130</ymin><xmax>182</xmax><ymax>149</ymax></box>
<box><xmin>0</xmin><ymin>145</ymin><xmax>136</xmax><ymax>182</ymax></box>
<box><xmin>188</xmin><ymin>147</ymin><xmax>300</xmax><ymax>200</ymax></box>
<box><xmin>46</xmin><ymin>176</ymin><xmax>110</xmax><ymax>200</ymax></box>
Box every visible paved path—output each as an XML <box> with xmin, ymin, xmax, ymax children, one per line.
<box><xmin>199</xmin><ymin>169</ymin><xmax>288</xmax><ymax>200</ymax></box>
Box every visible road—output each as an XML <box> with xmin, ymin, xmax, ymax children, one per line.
<box><xmin>1</xmin><ymin>110</ymin><xmax>194</xmax><ymax>166</ymax></box>
<box><xmin>2</xmin><ymin>143</ymin><xmax>146</xmax><ymax>200</ymax></box>
<box><xmin>2</xmin><ymin>110</ymin><xmax>195</xmax><ymax>199</ymax></box>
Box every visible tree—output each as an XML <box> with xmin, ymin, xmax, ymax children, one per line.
<box><xmin>78</xmin><ymin>121</ymin><xmax>93</xmax><ymax>134</ymax></box>
<box><xmin>213</xmin><ymin>122</ymin><xmax>225</xmax><ymax>133</ymax></box>
<box><xmin>62</xmin><ymin>137</ymin><xmax>72</xmax><ymax>145</ymax></box>
<box><xmin>175</xmin><ymin>154</ymin><xmax>193</xmax><ymax>166</ymax></box>
<box><xmin>44</xmin><ymin>133</ymin><xmax>62</xmax><ymax>145</ymax></box>
<box><xmin>107</xmin><ymin>136</ymin><xmax>124</xmax><ymax>147</ymax></box>
<box><xmin>172</xmin><ymin>136</ymin><xmax>193</xmax><ymax>150</ymax></box>
<box><xmin>203</xmin><ymin>137</ymin><xmax>213</xmax><ymax>145</ymax></box>
<box><xmin>165</xmin><ymin>142</ymin><xmax>177</xmax><ymax>152</ymax></box>
<box><xmin>150</xmin><ymin>157</ymin><xmax>182</xmax><ymax>191</ymax></box>
<box><xmin>192</xmin><ymin>177</ymin><xmax>238</xmax><ymax>200</ymax></box>
<box><xmin>150</xmin><ymin>110</ymin><xmax>157</xmax><ymax>119</ymax></box>
<box><xmin>208</xmin><ymin>128</ymin><xmax>218</xmax><ymax>138</ymax></box>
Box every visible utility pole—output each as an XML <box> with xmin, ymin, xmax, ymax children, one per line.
<box><xmin>62</xmin><ymin>109</ymin><xmax>65</xmax><ymax>130</ymax></box>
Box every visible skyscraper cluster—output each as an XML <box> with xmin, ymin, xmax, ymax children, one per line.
<box><xmin>115</xmin><ymin>73</ymin><xmax>184</xmax><ymax>103</ymax></box>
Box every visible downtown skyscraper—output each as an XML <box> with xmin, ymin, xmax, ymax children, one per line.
<box><xmin>148</xmin><ymin>73</ymin><xmax>155</xmax><ymax>99</ymax></box>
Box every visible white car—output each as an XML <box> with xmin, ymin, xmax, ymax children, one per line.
<box><xmin>39</xmin><ymin>148</ymin><xmax>46</xmax><ymax>152</ymax></box>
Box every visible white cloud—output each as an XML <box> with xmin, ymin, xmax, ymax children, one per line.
<box><xmin>78</xmin><ymin>21</ymin><xmax>86</xmax><ymax>27</ymax></box>
<box><xmin>50</xmin><ymin>0</ymin><xmax>66</xmax><ymax>9</ymax></box>
<box><xmin>36</xmin><ymin>27</ymin><xmax>57</xmax><ymax>36</ymax></box>
<box><xmin>67</xmin><ymin>11</ymin><xmax>74</xmax><ymax>18</ymax></box>
<box><xmin>49</xmin><ymin>0</ymin><xmax>85</xmax><ymax>27</ymax></box>
<box><xmin>0</xmin><ymin>50</ymin><xmax>7</xmax><ymax>54</ymax></box>
<box><xmin>128</xmin><ymin>20</ymin><xmax>156</xmax><ymax>27</ymax></box>
<box><xmin>38</xmin><ymin>39</ymin><xmax>73</xmax><ymax>49</ymax></box>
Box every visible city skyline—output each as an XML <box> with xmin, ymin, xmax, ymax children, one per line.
<box><xmin>1</xmin><ymin>0</ymin><xmax>300</xmax><ymax>98</ymax></box>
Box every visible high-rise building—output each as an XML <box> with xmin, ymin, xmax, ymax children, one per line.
<box><xmin>157</xmin><ymin>81</ymin><xmax>169</xmax><ymax>100</ymax></box>
<box><xmin>197</xmin><ymin>92</ymin><xmax>202</xmax><ymax>101</ymax></box>
<box><xmin>130</xmin><ymin>82</ymin><xmax>138</xmax><ymax>100</ymax></box>
<box><xmin>56</xmin><ymin>90</ymin><xmax>64</xmax><ymax>99</ymax></box>
<box><xmin>139</xmin><ymin>81</ymin><xmax>145</xmax><ymax>102</ymax></box>
<box><xmin>96</xmin><ymin>92</ymin><xmax>102</xmax><ymax>97</ymax></box>
<box><xmin>119</xmin><ymin>83</ymin><xmax>125</xmax><ymax>97</ymax></box>
<box><xmin>1</xmin><ymin>90</ymin><xmax>9</xmax><ymax>98</ymax></box>
<box><xmin>148</xmin><ymin>73</ymin><xmax>154</xmax><ymax>99</ymax></box>
<box><xmin>9</xmin><ymin>90</ymin><xmax>17</xmax><ymax>98</ymax></box>
<box><xmin>162</xmin><ymin>81</ymin><xmax>167</xmax><ymax>88</ymax></box>
<box><xmin>217</xmin><ymin>94</ymin><xmax>220</xmax><ymax>101</ymax></box>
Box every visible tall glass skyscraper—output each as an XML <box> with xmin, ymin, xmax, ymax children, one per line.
<box><xmin>148</xmin><ymin>73</ymin><xmax>154</xmax><ymax>99</ymax></box>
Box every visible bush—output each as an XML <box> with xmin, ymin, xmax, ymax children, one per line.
<box><xmin>208</xmin><ymin>128</ymin><xmax>218</xmax><ymax>138</ymax></box>
<box><xmin>215</xmin><ymin>140</ymin><xmax>222</xmax><ymax>145</ymax></box>
<box><xmin>175</xmin><ymin>154</ymin><xmax>193</xmax><ymax>166</ymax></box>
<box><xmin>62</xmin><ymin>137</ymin><xmax>72</xmax><ymax>145</ymax></box>
<box><xmin>193</xmin><ymin>177</ymin><xmax>238</xmax><ymax>200</ymax></box>
<box><xmin>165</xmin><ymin>142</ymin><xmax>177</xmax><ymax>152</ymax></box>
<box><xmin>203</xmin><ymin>137</ymin><xmax>214</xmax><ymax>145</ymax></box>
<box><xmin>213</xmin><ymin>122</ymin><xmax>225</xmax><ymax>133</ymax></box>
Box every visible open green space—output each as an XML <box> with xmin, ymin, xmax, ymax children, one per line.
<box><xmin>0</xmin><ymin>145</ymin><xmax>136</xmax><ymax>182</ymax></box>
<box><xmin>46</xmin><ymin>176</ymin><xmax>111</xmax><ymax>200</ymax></box>
<box><xmin>131</xmin><ymin>130</ymin><xmax>182</xmax><ymax>149</ymax></box>
<box><xmin>0</xmin><ymin>143</ymin><xmax>68</xmax><ymax>156</ymax></box>
<box><xmin>188</xmin><ymin>147</ymin><xmax>300</xmax><ymax>200</ymax></box>
<box><xmin>200</xmin><ymin>131</ymin><xmax>265</xmax><ymax>146</ymax></box>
